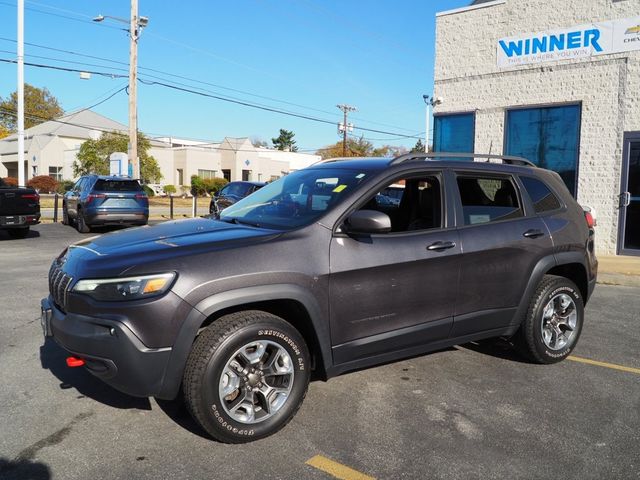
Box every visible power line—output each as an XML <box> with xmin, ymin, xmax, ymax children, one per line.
<box><xmin>0</xmin><ymin>107</ymin><xmax>326</xmax><ymax>154</ymax></box>
<box><xmin>0</xmin><ymin>54</ymin><xmax>421</xmax><ymax>139</ymax></box>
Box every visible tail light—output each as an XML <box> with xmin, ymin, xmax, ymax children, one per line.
<box><xmin>21</xmin><ymin>193</ymin><xmax>40</xmax><ymax>202</ymax></box>
<box><xmin>86</xmin><ymin>193</ymin><xmax>106</xmax><ymax>204</ymax></box>
<box><xmin>584</xmin><ymin>211</ymin><xmax>595</xmax><ymax>228</ymax></box>
<box><xmin>135</xmin><ymin>193</ymin><xmax>148</xmax><ymax>200</ymax></box>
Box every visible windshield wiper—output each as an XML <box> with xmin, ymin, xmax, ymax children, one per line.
<box><xmin>222</xmin><ymin>217</ymin><xmax>262</xmax><ymax>228</ymax></box>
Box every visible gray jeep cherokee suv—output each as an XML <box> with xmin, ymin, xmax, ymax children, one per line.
<box><xmin>41</xmin><ymin>153</ymin><xmax>597</xmax><ymax>443</ymax></box>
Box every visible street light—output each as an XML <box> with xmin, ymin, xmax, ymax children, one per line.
<box><xmin>93</xmin><ymin>5</ymin><xmax>148</xmax><ymax>180</ymax></box>
<box><xmin>422</xmin><ymin>95</ymin><xmax>442</xmax><ymax>153</ymax></box>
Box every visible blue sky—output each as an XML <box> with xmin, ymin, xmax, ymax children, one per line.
<box><xmin>0</xmin><ymin>0</ymin><xmax>470</xmax><ymax>152</ymax></box>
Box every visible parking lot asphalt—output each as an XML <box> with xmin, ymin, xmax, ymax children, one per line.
<box><xmin>1</xmin><ymin>223</ymin><xmax>639</xmax><ymax>480</ymax></box>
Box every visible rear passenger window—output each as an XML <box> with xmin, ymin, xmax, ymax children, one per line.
<box><xmin>520</xmin><ymin>176</ymin><xmax>562</xmax><ymax>213</ymax></box>
<box><xmin>456</xmin><ymin>175</ymin><xmax>523</xmax><ymax>225</ymax></box>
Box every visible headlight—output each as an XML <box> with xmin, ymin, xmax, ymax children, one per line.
<box><xmin>72</xmin><ymin>273</ymin><xmax>176</xmax><ymax>302</ymax></box>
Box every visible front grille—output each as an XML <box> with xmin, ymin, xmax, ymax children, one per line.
<box><xmin>48</xmin><ymin>263</ymin><xmax>72</xmax><ymax>312</ymax></box>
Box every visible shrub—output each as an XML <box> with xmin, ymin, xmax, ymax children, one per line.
<box><xmin>190</xmin><ymin>175</ymin><xmax>206</xmax><ymax>196</ymax></box>
<box><xmin>27</xmin><ymin>175</ymin><xmax>58</xmax><ymax>193</ymax></box>
<box><xmin>55</xmin><ymin>179</ymin><xmax>75</xmax><ymax>194</ymax></box>
<box><xmin>203</xmin><ymin>177</ymin><xmax>228</xmax><ymax>195</ymax></box>
<box><xmin>163</xmin><ymin>184</ymin><xmax>177</xmax><ymax>195</ymax></box>
<box><xmin>142</xmin><ymin>185</ymin><xmax>155</xmax><ymax>197</ymax></box>
<box><xmin>2</xmin><ymin>177</ymin><xmax>18</xmax><ymax>186</ymax></box>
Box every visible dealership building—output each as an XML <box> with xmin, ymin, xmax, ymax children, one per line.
<box><xmin>433</xmin><ymin>0</ymin><xmax>640</xmax><ymax>255</ymax></box>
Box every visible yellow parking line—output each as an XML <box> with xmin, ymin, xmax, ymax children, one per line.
<box><xmin>306</xmin><ymin>455</ymin><xmax>375</xmax><ymax>480</ymax></box>
<box><xmin>567</xmin><ymin>355</ymin><xmax>640</xmax><ymax>375</ymax></box>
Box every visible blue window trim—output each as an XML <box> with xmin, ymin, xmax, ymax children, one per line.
<box><xmin>433</xmin><ymin>111</ymin><xmax>476</xmax><ymax>154</ymax></box>
<box><xmin>503</xmin><ymin>102</ymin><xmax>582</xmax><ymax>198</ymax></box>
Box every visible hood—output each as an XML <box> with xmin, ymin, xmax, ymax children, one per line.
<box><xmin>59</xmin><ymin>217</ymin><xmax>282</xmax><ymax>278</ymax></box>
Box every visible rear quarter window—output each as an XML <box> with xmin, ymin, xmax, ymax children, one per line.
<box><xmin>94</xmin><ymin>180</ymin><xmax>142</xmax><ymax>192</ymax></box>
<box><xmin>520</xmin><ymin>176</ymin><xmax>562</xmax><ymax>213</ymax></box>
<box><xmin>456</xmin><ymin>175</ymin><xmax>523</xmax><ymax>225</ymax></box>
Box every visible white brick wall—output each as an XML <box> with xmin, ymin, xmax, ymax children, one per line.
<box><xmin>434</xmin><ymin>0</ymin><xmax>640</xmax><ymax>254</ymax></box>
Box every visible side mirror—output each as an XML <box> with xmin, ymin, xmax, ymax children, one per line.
<box><xmin>344</xmin><ymin>210</ymin><xmax>391</xmax><ymax>234</ymax></box>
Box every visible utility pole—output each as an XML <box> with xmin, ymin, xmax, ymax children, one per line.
<box><xmin>336</xmin><ymin>104</ymin><xmax>357</xmax><ymax>156</ymax></box>
<box><xmin>129</xmin><ymin>0</ymin><xmax>139</xmax><ymax>179</ymax></box>
<box><xmin>17</xmin><ymin>0</ymin><xmax>24</xmax><ymax>186</ymax></box>
<box><xmin>93</xmin><ymin>8</ymin><xmax>148</xmax><ymax>180</ymax></box>
<box><xmin>422</xmin><ymin>95</ymin><xmax>430</xmax><ymax>153</ymax></box>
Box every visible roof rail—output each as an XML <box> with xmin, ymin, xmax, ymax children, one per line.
<box><xmin>311</xmin><ymin>156</ymin><xmax>369</xmax><ymax>166</ymax></box>
<box><xmin>388</xmin><ymin>152</ymin><xmax>536</xmax><ymax>167</ymax></box>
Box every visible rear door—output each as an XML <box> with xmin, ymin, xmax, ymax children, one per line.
<box><xmin>66</xmin><ymin>178</ymin><xmax>84</xmax><ymax>217</ymax></box>
<box><xmin>329</xmin><ymin>170</ymin><xmax>461</xmax><ymax>364</ymax></box>
<box><xmin>452</xmin><ymin>171</ymin><xmax>554</xmax><ymax>336</ymax></box>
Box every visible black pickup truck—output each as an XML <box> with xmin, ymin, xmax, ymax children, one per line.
<box><xmin>0</xmin><ymin>178</ymin><xmax>40</xmax><ymax>238</ymax></box>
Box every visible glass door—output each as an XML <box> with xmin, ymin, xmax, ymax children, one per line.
<box><xmin>619</xmin><ymin>132</ymin><xmax>640</xmax><ymax>255</ymax></box>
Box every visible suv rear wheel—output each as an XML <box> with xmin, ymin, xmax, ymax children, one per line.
<box><xmin>76</xmin><ymin>209</ymin><xmax>91</xmax><ymax>233</ymax></box>
<box><xmin>183</xmin><ymin>311</ymin><xmax>310</xmax><ymax>443</ymax></box>
<box><xmin>516</xmin><ymin>275</ymin><xmax>584</xmax><ymax>364</ymax></box>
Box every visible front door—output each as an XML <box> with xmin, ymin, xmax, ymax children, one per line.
<box><xmin>619</xmin><ymin>132</ymin><xmax>640</xmax><ymax>256</ymax></box>
<box><xmin>329</xmin><ymin>172</ymin><xmax>461</xmax><ymax>365</ymax></box>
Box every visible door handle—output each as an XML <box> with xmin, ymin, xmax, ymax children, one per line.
<box><xmin>523</xmin><ymin>229</ymin><xmax>545</xmax><ymax>239</ymax></box>
<box><xmin>619</xmin><ymin>192</ymin><xmax>631</xmax><ymax>208</ymax></box>
<box><xmin>427</xmin><ymin>241</ymin><xmax>456</xmax><ymax>251</ymax></box>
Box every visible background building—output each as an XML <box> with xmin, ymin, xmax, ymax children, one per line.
<box><xmin>0</xmin><ymin>110</ymin><xmax>320</xmax><ymax>189</ymax></box>
<box><xmin>433</xmin><ymin>0</ymin><xmax>640</xmax><ymax>256</ymax></box>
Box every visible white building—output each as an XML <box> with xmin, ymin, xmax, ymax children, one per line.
<box><xmin>0</xmin><ymin>110</ymin><xmax>320</xmax><ymax>189</ymax></box>
<box><xmin>433</xmin><ymin>0</ymin><xmax>640</xmax><ymax>256</ymax></box>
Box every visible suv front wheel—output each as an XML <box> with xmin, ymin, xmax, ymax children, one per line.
<box><xmin>516</xmin><ymin>275</ymin><xmax>584</xmax><ymax>364</ymax></box>
<box><xmin>183</xmin><ymin>311</ymin><xmax>310</xmax><ymax>443</ymax></box>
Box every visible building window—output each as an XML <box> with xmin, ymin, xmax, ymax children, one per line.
<box><xmin>433</xmin><ymin>112</ymin><xmax>475</xmax><ymax>154</ymax></box>
<box><xmin>242</xmin><ymin>170</ymin><xmax>251</xmax><ymax>181</ymax></box>
<box><xmin>270</xmin><ymin>175</ymin><xmax>280</xmax><ymax>182</ymax></box>
<box><xmin>49</xmin><ymin>166</ymin><xmax>62</xmax><ymax>181</ymax></box>
<box><xmin>505</xmin><ymin>104</ymin><xmax>581</xmax><ymax>196</ymax></box>
<box><xmin>198</xmin><ymin>169</ymin><xmax>217</xmax><ymax>179</ymax></box>
<box><xmin>222</xmin><ymin>169</ymin><xmax>231</xmax><ymax>182</ymax></box>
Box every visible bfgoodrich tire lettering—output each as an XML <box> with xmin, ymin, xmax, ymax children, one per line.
<box><xmin>183</xmin><ymin>311</ymin><xmax>310</xmax><ymax>443</ymax></box>
<box><xmin>516</xmin><ymin>275</ymin><xmax>584</xmax><ymax>364</ymax></box>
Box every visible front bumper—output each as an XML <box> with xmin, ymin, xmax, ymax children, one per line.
<box><xmin>41</xmin><ymin>296</ymin><xmax>171</xmax><ymax>398</ymax></box>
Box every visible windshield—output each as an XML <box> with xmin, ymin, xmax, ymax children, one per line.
<box><xmin>219</xmin><ymin>168</ymin><xmax>369</xmax><ymax>229</ymax></box>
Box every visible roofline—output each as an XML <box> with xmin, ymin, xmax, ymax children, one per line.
<box><xmin>436</xmin><ymin>0</ymin><xmax>505</xmax><ymax>18</ymax></box>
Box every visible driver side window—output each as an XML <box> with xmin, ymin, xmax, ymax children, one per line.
<box><xmin>358</xmin><ymin>175</ymin><xmax>443</xmax><ymax>233</ymax></box>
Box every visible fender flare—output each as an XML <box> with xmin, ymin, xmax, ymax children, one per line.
<box><xmin>157</xmin><ymin>284</ymin><xmax>330</xmax><ymax>400</ymax></box>
<box><xmin>510</xmin><ymin>252</ymin><xmax>588</xmax><ymax>328</ymax></box>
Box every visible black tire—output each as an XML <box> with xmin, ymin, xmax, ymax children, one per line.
<box><xmin>61</xmin><ymin>204</ymin><xmax>69</xmax><ymax>225</ymax></box>
<box><xmin>76</xmin><ymin>209</ymin><xmax>91</xmax><ymax>233</ymax></box>
<box><xmin>183</xmin><ymin>311</ymin><xmax>310</xmax><ymax>443</ymax></box>
<box><xmin>7</xmin><ymin>227</ymin><xmax>29</xmax><ymax>239</ymax></box>
<box><xmin>515</xmin><ymin>275</ymin><xmax>584</xmax><ymax>364</ymax></box>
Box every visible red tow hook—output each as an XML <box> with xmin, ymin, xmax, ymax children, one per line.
<box><xmin>66</xmin><ymin>356</ymin><xmax>85</xmax><ymax>368</ymax></box>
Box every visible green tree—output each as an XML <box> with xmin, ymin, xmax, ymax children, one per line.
<box><xmin>271</xmin><ymin>129</ymin><xmax>298</xmax><ymax>152</ymax></box>
<box><xmin>74</xmin><ymin>131</ymin><xmax>162</xmax><ymax>183</ymax></box>
<box><xmin>0</xmin><ymin>84</ymin><xmax>63</xmax><ymax>131</ymax></box>
<box><xmin>411</xmin><ymin>139</ymin><xmax>425</xmax><ymax>153</ymax></box>
<box><xmin>316</xmin><ymin>136</ymin><xmax>373</xmax><ymax>159</ymax></box>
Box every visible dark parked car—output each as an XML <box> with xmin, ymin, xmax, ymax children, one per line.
<box><xmin>209</xmin><ymin>181</ymin><xmax>265</xmax><ymax>216</ymax></box>
<box><xmin>62</xmin><ymin>175</ymin><xmax>148</xmax><ymax>233</ymax></box>
<box><xmin>0</xmin><ymin>178</ymin><xmax>40</xmax><ymax>238</ymax></box>
<box><xmin>42</xmin><ymin>153</ymin><xmax>597</xmax><ymax>443</ymax></box>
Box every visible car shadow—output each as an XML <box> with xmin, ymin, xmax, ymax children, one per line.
<box><xmin>0</xmin><ymin>229</ymin><xmax>40</xmax><ymax>240</ymax></box>
<box><xmin>154</xmin><ymin>396</ymin><xmax>211</xmax><ymax>441</ymax></box>
<box><xmin>39</xmin><ymin>338</ymin><xmax>151</xmax><ymax>410</ymax></box>
<box><xmin>459</xmin><ymin>337</ymin><xmax>531</xmax><ymax>363</ymax></box>
<box><xmin>0</xmin><ymin>458</ymin><xmax>51</xmax><ymax>480</ymax></box>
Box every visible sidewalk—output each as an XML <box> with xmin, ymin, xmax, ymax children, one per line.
<box><xmin>598</xmin><ymin>255</ymin><xmax>640</xmax><ymax>287</ymax></box>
